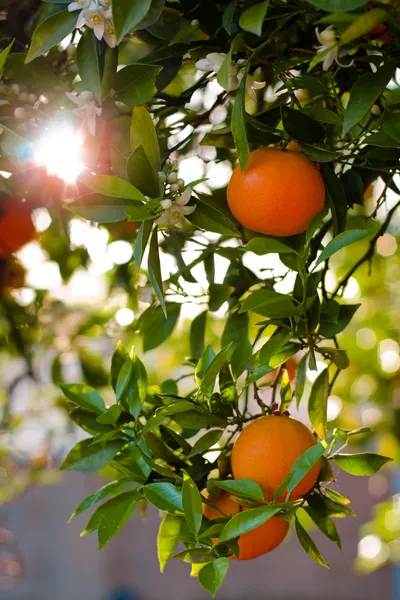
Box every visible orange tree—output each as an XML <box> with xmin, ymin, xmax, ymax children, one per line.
<box><xmin>1</xmin><ymin>0</ymin><xmax>400</xmax><ymax>595</ymax></box>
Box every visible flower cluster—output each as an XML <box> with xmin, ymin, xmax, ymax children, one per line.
<box><xmin>195</xmin><ymin>53</ymin><xmax>266</xmax><ymax>100</ymax></box>
<box><xmin>68</xmin><ymin>0</ymin><xmax>116</xmax><ymax>47</ymax></box>
<box><xmin>315</xmin><ymin>26</ymin><xmax>355</xmax><ymax>71</ymax></box>
<box><xmin>65</xmin><ymin>90</ymin><xmax>102</xmax><ymax>135</ymax></box>
<box><xmin>156</xmin><ymin>172</ymin><xmax>195</xmax><ymax>227</ymax></box>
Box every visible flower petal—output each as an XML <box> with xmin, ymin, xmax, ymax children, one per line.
<box><xmin>176</xmin><ymin>187</ymin><xmax>191</xmax><ymax>206</ymax></box>
<box><xmin>180</xmin><ymin>205</ymin><xmax>196</xmax><ymax>216</ymax></box>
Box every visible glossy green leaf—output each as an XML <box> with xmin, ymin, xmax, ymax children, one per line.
<box><xmin>316</xmin><ymin>223</ymin><xmax>379</xmax><ymax>266</ymax></box>
<box><xmin>77</xmin><ymin>29</ymin><xmax>101</xmax><ymax>98</ymax></box>
<box><xmin>218</xmin><ymin>505</ymin><xmax>280</xmax><ymax>542</ymax></box>
<box><xmin>324</xmin><ymin>488</ymin><xmax>351</xmax><ymax>505</ymax></box>
<box><xmin>190</xmin><ymin>311</ymin><xmax>207</xmax><ymax>359</ymax></box>
<box><xmin>295</xmin><ymin>353</ymin><xmax>308</xmax><ymax>408</ymax></box>
<box><xmin>96</xmin><ymin>405</ymin><xmax>122</xmax><ymax>426</ymax></box>
<box><xmin>231</xmin><ymin>73</ymin><xmax>249</xmax><ymax>171</ymax></box>
<box><xmin>148</xmin><ymin>227</ymin><xmax>166</xmax><ymax>315</ymax></box>
<box><xmin>130</xmin><ymin>106</ymin><xmax>160</xmax><ymax>170</ymax></box>
<box><xmin>127</xmin><ymin>354</ymin><xmax>148</xmax><ymax>418</ymax></box>
<box><xmin>259</xmin><ymin>329</ymin><xmax>292</xmax><ymax>364</ymax></box>
<box><xmin>116</xmin><ymin>358</ymin><xmax>133</xmax><ymax>404</ymax></box>
<box><xmin>182</xmin><ymin>471</ymin><xmax>203</xmax><ymax>535</ymax></box>
<box><xmin>223</xmin><ymin>0</ymin><xmax>239</xmax><ymax>34</ymax></box>
<box><xmin>221</xmin><ymin>311</ymin><xmax>249</xmax><ymax>350</ymax></box>
<box><xmin>244</xmin><ymin>237</ymin><xmax>298</xmax><ymax>256</ymax></box>
<box><xmin>302</xmin><ymin>107</ymin><xmax>342</xmax><ymax>126</ymax></box>
<box><xmin>69</xmin><ymin>480</ymin><xmax>127</xmax><ymax>522</ymax></box>
<box><xmin>0</xmin><ymin>42</ymin><xmax>13</xmax><ymax>79</ymax></box>
<box><xmin>343</xmin><ymin>60</ymin><xmax>396</xmax><ymax>136</ymax></box>
<box><xmin>213</xmin><ymin>479</ymin><xmax>264</xmax><ymax>501</ymax></box>
<box><xmin>127</xmin><ymin>145</ymin><xmax>161</xmax><ymax>198</ymax></box>
<box><xmin>59</xmin><ymin>383</ymin><xmax>106</xmax><ymax>415</ymax></box>
<box><xmin>320</xmin><ymin>164</ymin><xmax>346</xmax><ymax>236</ymax></box>
<box><xmin>332</xmin><ymin>453</ymin><xmax>392</xmax><ymax>475</ymax></box>
<box><xmin>98</xmin><ymin>491</ymin><xmax>140</xmax><ymax>548</ymax></box>
<box><xmin>66</xmin><ymin>195</ymin><xmax>133</xmax><ymax>224</ymax></box>
<box><xmin>189</xmin><ymin>430</ymin><xmax>223</xmax><ymax>458</ymax></box>
<box><xmin>60</xmin><ymin>439</ymin><xmax>123</xmax><ymax>472</ymax></box>
<box><xmin>135</xmin><ymin>220</ymin><xmax>153</xmax><ymax>268</ymax></box>
<box><xmin>308</xmin><ymin>369</ymin><xmax>329</xmax><ymax>440</ymax></box>
<box><xmin>138</xmin><ymin>304</ymin><xmax>181</xmax><ymax>352</ymax></box>
<box><xmin>188</xmin><ymin>200</ymin><xmax>240</xmax><ymax>237</ymax></box>
<box><xmin>201</xmin><ymin>344</ymin><xmax>233</xmax><ymax>393</ymax></box>
<box><xmin>26</xmin><ymin>10</ymin><xmax>77</xmax><ymax>63</ymax></box>
<box><xmin>240</xmin><ymin>289</ymin><xmax>297</xmax><ymax>318</ymax></box>
<box><xmin>82</xmin><ymin>175</ymin><xmax>146</xmax><ymax>202</ymax></box>
<box><xmin>281</xmin><ymin>106</ymin><xmax>324</xmax><ymax>144</ymax></box>
<box><xmin>209</xmin><ymin>283</ymin><xmax>232</xmax><ymax>312</ymax></box>
<box><xmin>295</xmin><ymin>517</ymin><xmax>329</xmax><ymax>568</ymax></box>
<box><xmin>114</xmin><ymin>64</ymin><xmax>163</xmax><ymax>107</ymax></box>
<box><xmin>304</xmin><ymin>506</ymin><xmax>341</xmax><ymax>548</ymax></box>
<box><xmin>239</xmin><ymin>1</ymin><xmax>269</xmax><ymax>36</ymax></box>
<box><xmin>144</xmin><ymin>482</ymin><xmax>183</xmax><ymax>512</ymax></box>
<box><xmin>157</xmin><ymin>514</ymin><xmax>182</xmax><ymax>573</ymax></box>
<box><xmin>307</xmin><ymin>0</ymin><xmax>368</xmax><ymax>11</ymax></box>
<box><xmin>198</xmin><ymin>558</ymin><xmax>230</xmax><ymax>598</ymax></box>
<box><xmin>274</xmin><ymin>441</ymin><xmax>325</xmax><ymax>501</ymax></box>
<box><xmin>111</xmin><ymin>342</ymin><xmax>130</xmax><ymax>392</ymax></box>
<box><xmin>112</xmin><ymin>0</ymin><xmax>152</xmax><ymax>43</ymax></box>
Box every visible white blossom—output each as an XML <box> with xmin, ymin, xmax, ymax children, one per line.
<box><xmin>196</xmin><ymin>52</ymin><xmax>239</xmax><ymax>91</ymax></box>
<box><xmin>82</xmin><ymin>5</ymin><xmax>106</xmax><ymax>40</ymax></box>
<box><xmin>315</xmin><ymin>26</ymin><xmax>354</xmax><ymax>71</ymax></box>
<box><xmin>245</xmin><ymin>71</ymin><xmax>266</xmax><ymax>102</ymax></box>
<box><xmin>65</xmin><ymin>90</ymin><xmax>102</xmax><ymax>136</ymax></box>
<box><xmin>69</xmin><ymin>0</ymin><xmax>116</xmax><ymax>47</ymax></box>
<box><xmin>68</xmin><ymin>0</ymin><xmax>93</xmax><ymax>12</ymax></box>
<box><xmin>156</xmin><ymin>188</ymin><xmax>196</xmax><ymax>227</ymax></box>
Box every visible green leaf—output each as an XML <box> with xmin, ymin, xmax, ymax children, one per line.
<box><xmin>216</xmin><ymin>49</ymin><xmax>233</xmax><ymax>92</ymax></box>
<box><xmin>114</xmin><ymin>64</ymin><xmax>163</xmax><ymax>107</ymax></box>
<box><xmin>221</xmin><ymin>311</ymin><xmax>249</xmax><ymax>350</ymax></box>
<box><xmin>240</xmin><ymin>289</ymin><xmax>297</xmax><ymax>318</ymax></box>
<box><xmin>112</xmin><ymin>0</ymin><xmax>152</xmax><ymax>44</ymax></box>
<box><xmin>324</xmin><ymin>488</ymin><xmax>351</xmax><ymax>505</ymax></box>
<box><xmin>342</xmin><ymin>169</ymin><xmax>364</xmax><ymax>207</ymax></box>
<box><xmin>259</xmin><ymin>329</ymin><xmax>292</xmax><ymax>364</ymax></box>
<box><xmin>316</xmin><ymin>223</ymin><xmax>379</xmax><ymax>265</ymax></box>
<box><xmin>157</xmin><ymin>514</ymin><xmax>182</xmax><ymax>573</ymax></box>
<box><xmin>77</xmin><ymin>29</ymin><xmax>101</xmax><ymax>98</ymax></box>
<box><xmin>274</xmin><ymin>441</ymin><xmax>326</xmax><ymax>501</ymax></box>
<box><xmin>142</xmin><ymin>414</ymin><xmax>167</xmax><ymax>433</ymax></box>
<box><xmin>144</xmin><ymin>482</ymin><xmax>183</xmax><ymax>512</ymax></box>
<box><xmin>244</xmin><ymin>237</ymin><xmax>297</xmax><ymax>255</ymax></box>
<box><xmin>320</xmin><ymin>164</ymin><xmax>347</xmax><ymax>236</ymax></box>
<box><xmin>295</xmin><ymin>353</ymin><xmax>308</xmax><ymax>408</ymax></box>
<box><xmin>189</xmin><ymin>430</ymin><xmax>223</xmax><ymax>458</ymax></box>
<box><xmin>231</xmin><ymin>72</ymin><xmax>249</xmax><ymax>171</ymax></box>
<box><xmin>319</xmin><ymin>303</ymin><xmax>360</xmax><ymax>338</ymax></box>
<box><xmin>188</xmin><ymin>200</ymin><xmax>240</xmax><ymax>237</ymax></box>
<box><xmin>174</xmin><ymin>548</ymin><xmax>214</xmax><ymax>563</ymax></box>
<box><xmin>116</xmin><ymin>357</ymin><xmax>133</xmax><ymax>404</ymax></box>
<box><xmin>127</xmin><ymin>354</ymin><xmax>148</xmax><ymax>418</ymax></box>
<box><xmin>26</xmin><ymin>10</ymin><xmax>77</xmax><ymax>63</ymax></box>
<box><xmin>332</xmin><ymin>453</ymin><xmax>392</xmax><ymax>476</ymax></box>
<box><xmin>343</xmin><ymin>60</ymin><xmax>396</xmax><ymax>136</ymax></box>
<box><xmin>218</xmin><ymin>505</ymin><xmax>280</xmax><ymax>543</ymax></box>
<box><xmin>111</xmin><ymin>342</ymin><xmax>130</xmax><ymax>392</ymax></box>
<box><xmin>239</xmin><ymin>1</ymin><xmax>269</xmax><ymax>36</ymax></box>
<box><xmin>135</xmin><ymin>220</ymin><xmax>153</xmax><ymax>268</ymax></box>
<box><xmin>148</xmin><ymin>227</ymin><xmax>166</xmax><ymax>315</ymax></box>
<box><xmin>340</xmin><ymin>8</ymin><xmax>389</xmax><ymax>45</ymax></box>
<box><xmin>182</xmin><ymin>471</ymin><xmax>203</xmax><ymax>536</ymax></box>
<box><xmin>209</xmin><ymin>283</ymin><xmax>232</xmax><ymax>312</ymax></box>
<box><xmin>127</xmin><ymin>145</ymin><xmax>161</xmax><ymax>198</ymax></box>
<box><xmin>130</xmin><ymin>106</ymin><xmax>161</xmax><ymax>170</ymax></box>
<box><xmin>308</xmin><ymin>369</ymin><xmax>329</xmax><ymax>440</ymax></box>
<box><xmin>318</xmin><ymin>495</ymin><xmax>356</xmax><ymax>517</ymax></box>
<box><xmin>60</xmin><ymin>439</ymin><xmax>123</xmax><ymax>472</ymax></box>
<box><xmin>66</xmin><ymin>195</ymin><xmax>133</xmax><ymax>223</ymax></box>
<box><xmin>96</xmin><ymin>404</ymin><xmax>122</xmax><ymax>426</ymax></box>
<box><xmin>138</xmin><ymin>304</ymin><xmax>181</xmax><ymax>352</ymax></box>
<box><xmin>82</xmin><ymin>175</ymin><xmax>146</xmax><ymax>202</ymax></box>
<box><xmin>81</xmin><ymin>500</ymin><xmax>114</xmax><ymax>537</ymax></box>
<box><xmin>196</xmin><ymin>346</ymin><xmax>216</xmax><ymax>389</ymax></box>
<box><xmin>281</xmin><ymin>106</ymin><xmax>324</xmax><ymax>144</ymax></box>
<box><xmin>198</xmin><ymin>558</ymin><xmax>230</xmax><ymax>598</ymax></box>
<box><xmin>69</xmin><ymin>480</ymin><xmax>127</xmax><ymax>522</ymax></box>
<box><xmin>190</xmin><ymin>311</ymin><xmax>207</xmax><ymax>359</ymax></box>
<box><xmin>306</xmin><ymin>0</ymin><xmax>368</xmax><ymax>11</ymax></box>
<box><xmin>302</xmin><ymin>107</ymin><xmax>342</xmax><ymax>126</ymax></box>
<box><xmin>59</xmin><ymin>383</ymin><xmax>106</xmax><ymax>415</ymax></box>
<box><xmin>304</xmin><ymin>507</ymin><xmax>341</xmax><ymax>549</ymax></box>
<box><xmin>213</xmin><ymin>479</ymin><xmax>264</xmax><ymax>501</ymax></box>
<box><xmin>98</xmin><ymin>491</ymin><xmax>140</xmax><ymax>549</ymax></box>
<box><xmin>201</xmin><ymin>344</ymin><xmax>233</xmax><ymax>393</ymax></box>
<box><xmin>0</xmin><ymin>41</ymin><xmax>13</xmax><ymax>79</ymax></box>
<box><xmin>223</xmin><ymin>0</ymin><xmax>239</xmax><ymax>34</ymax></box>
<box><xmin>295</xmin><ymin>517</ymin><xmax>329</xmax><ymax>568</ymax></box>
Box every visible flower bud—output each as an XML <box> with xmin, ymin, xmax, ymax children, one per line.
<box><xmin>169</xmin><ymin>183</ymin><xmax>180</xmax><ymax>194</ymax></box>
<box><xmin>167</xmin><ymin>173</ymin><xmax>177</xmax><ymax>184</ymax></box>
<box><xmin>14</xmin><ymin>107</ymin><xmax>26</xmax><ymax>119</ymax></box>
<box><xmin>371</xmin><ymin>104</ymin><xmax>381</xmax><ymax>116</ymax></box>
<box><xmin>158</xmin><ymin>172</ymin><xmax>166</xmax><ymax>184</ymax></box>
<box><xmin>161</xmin><ymin>199</ymin><xmax>172</xmax><ymax>209</ymax></box>
<box><xmin>177</xmin><ymin>178</ymin><xmax>185</xmax><ymax>189</ymax></box>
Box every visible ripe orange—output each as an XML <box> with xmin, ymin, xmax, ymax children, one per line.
<box><xmin>203</xmin><ymin>491</ymin><xmax>289</xmax><ymax>560</ymax></box>
<box><xmin>227</xmin><ymin>148</ymin><xmax>325</xmax><ymax>237</ymax></box>
<box><xmin>231</xmin><ymin>415</ymin><xmax>320</xmax><ymax>501</ymax></box>
<box><xmin>0</xmin><ymin>198</ymin><xmax>35</xmax><ymax>257</ymax></box>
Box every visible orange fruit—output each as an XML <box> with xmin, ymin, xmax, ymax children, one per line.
<box><xmin>203</xmin><ymin>491</ymin><xmax>289</xmax><ymax>560</ymax></box>
<box><xmin>227</xmin><ymin>148</ymin><xmax>325</xmax><ymax>237</ymax></box>
<box><xmin>0</xmin><ymin>198</ymin><xmax>35</xmax><ymax>257</ymax></box>
<box><xmin>231</xmin><ymin>415</ymin><xmax>320</xmax><ymax>501</ymax></box>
